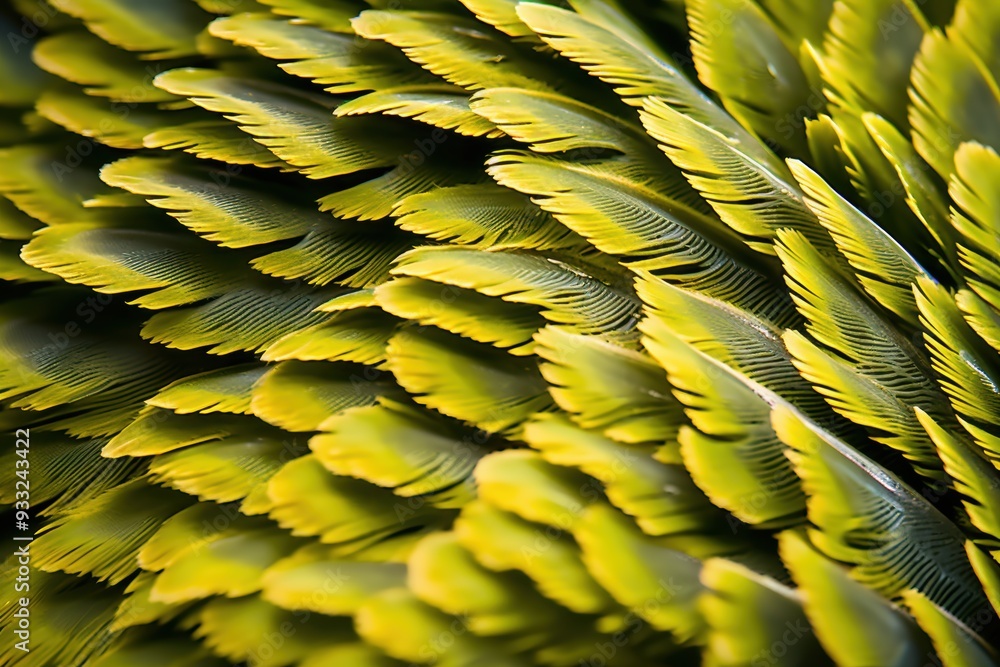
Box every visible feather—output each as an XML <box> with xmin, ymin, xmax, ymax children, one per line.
<box><xmin>47</xmin><ymin>0</ymin><xmax>210</xmax><ymax>59</ymax></box>
<box><xmin>534</xmin><ymin>326</ymin><xmax>684</xmax><ymax>444</ymax></box>
<box><xmin>775</xmin><ymin>405</ymin><xmax>991</xmax><ymax>626</ymax></box>
<box><xmin>686</xmin><ymin>0</ymin><xmax>812</xmax><ymax>156</ymax></box>
<box><xmin>454</xmin><ymin>498</ymin><xmax>617</xmax><ymax>614</ymax></box>
<box><xmin>778</xmin><ymin>530</ymin><xmax>934</xmax><ymax>667</ymax></box>
<box><xmin>910</xmin><ymin>31</ymin><xmax>1000</xmax><ymax>180</ymax></box>
<box><xmin>516</xmin><ymin>2</ymin><xmax>782</xmax><ymax>171</ymax></box>
<box><xmin>312</xmin><ymin>399</ymin><xmax>482</xmax><ymax>506</ymax></box>
<box><xmin>386</xmin><ymin>326</ymin><xmax>553</xmax><ymax>434</ymax></box>
<box><xmin>250</xmin><ymin>360</ymin><xmax>391</xmax><ymax>431</ymax></box>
